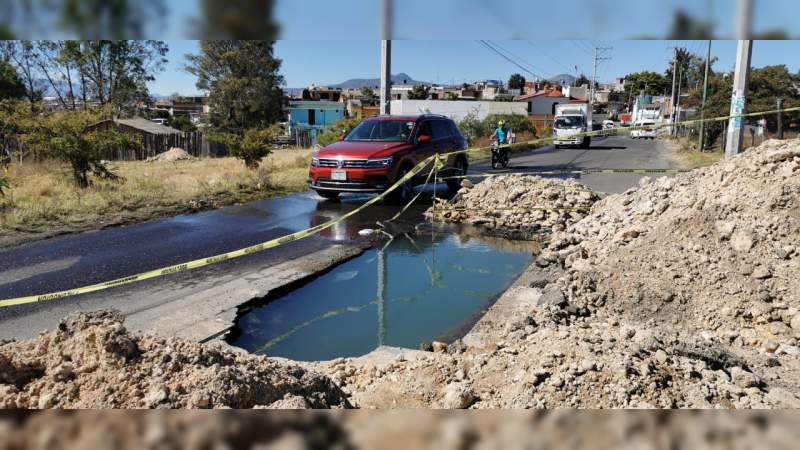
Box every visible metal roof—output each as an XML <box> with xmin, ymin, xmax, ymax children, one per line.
<box><xmin>114</xmin><ymin>118</ymin><xmax>183</xmax><ymax>135</ymax></box>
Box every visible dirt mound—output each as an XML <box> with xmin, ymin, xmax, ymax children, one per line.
<box><xmin>146</xmin><ymin>147</ymin><xmax>194</xmax><ymax>162</ymax></box>
<box><xmin>425</xmin><ymin>175</ymin><xmax>600</xmax><ymax>238</ymax></box>
<box><xmin>0</xmin><ymin>311</ymin><xmax>349</xmax><ymax>409</ymax></box>
<box><xmin>552</xmin><ymin>139</ymin><xmax>800</xmax><ymax>350</ymax></box>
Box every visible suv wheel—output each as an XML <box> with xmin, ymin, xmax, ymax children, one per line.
<box><xmin>387</xmin><ymin>165</ymin><xmax>414</xmax><ymax>204</ymax></box>
<box><xmin>446</xmin><ymin>157</ymin><xmax>468</xmax><ymax>193</ymax></box>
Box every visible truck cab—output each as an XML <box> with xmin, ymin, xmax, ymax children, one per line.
<box><xmin>553</xmin><ymin>103</ymin><xmax>592</xmax><ymax>148</ymax></box>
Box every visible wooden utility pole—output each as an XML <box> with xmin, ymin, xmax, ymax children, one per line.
<box><xmin>379</xmin><ymin>0</ymin><xmax>392</xmax><ymax>115</ymax></box>
<box><xmin>698</xmin><ymin>40</ymin><xmax>712</xmax><ymax>151</ymax></box>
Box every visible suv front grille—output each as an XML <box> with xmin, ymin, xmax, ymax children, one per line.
<box><xmin>318</xmin><ymin>158</ymin><xmax>368</xmax><ymax>168</ymax></box>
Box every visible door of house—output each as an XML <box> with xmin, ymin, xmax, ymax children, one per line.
<box><xmin>308</xmin><ymin>109</ymin><xmax>316</xmax><ymax>125</ymax></box>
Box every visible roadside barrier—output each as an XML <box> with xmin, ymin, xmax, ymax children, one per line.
<box><xmin>1</xmin><ymin>106</ymin><xmax>795</xmax><ymax>308</ymax></box>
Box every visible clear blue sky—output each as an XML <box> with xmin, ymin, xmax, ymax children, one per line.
<box><xmin>150</xmin><ymin>40</ymin><xmax>800</xmax><ymax>97</ymax></box>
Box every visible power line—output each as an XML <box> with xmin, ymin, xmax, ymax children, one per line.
<box><xmin>488</xmin><ymin>40</ymin><xmax>551</xmax><ymax>79</ymax></box>
<box><xmin>526</xmin><ymin>41</ymin><xmax>576</xmax><ymax>77</ymax></box>
<box><xmin>476</xmin><ymin>40</ymin><xmax>545</xmax><ymax>80</ymax></box>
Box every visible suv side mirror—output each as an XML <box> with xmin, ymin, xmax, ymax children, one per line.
<box><xmin>417</xmin><ymin>134</ymin><xmax>431</xmax><ymax>143</ymax></box>
<box><xmin>338</xmin><ymin>134</ymin><xmax>345</xmax><ymax>141</ymax></box>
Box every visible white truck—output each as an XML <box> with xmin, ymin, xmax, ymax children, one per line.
<box><xmin>553</xmin><ymin>103</ymin><xmax>592</xmax><ymax>148</ymax></box>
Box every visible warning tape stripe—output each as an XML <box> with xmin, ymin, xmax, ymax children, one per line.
<box><xmin>0</xmin><ymin>153</ymin><xmax>445</xmax><ymax>308</ymax></box>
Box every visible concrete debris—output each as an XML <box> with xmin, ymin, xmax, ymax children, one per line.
<box><xmin>425</xmin><ymin>174</ymin><xmax>600</xmax><ymax>237</ymax></box>
<box><xmin>0</xmin><ymin>311</ymin><xmax>349</xmax><ymax>409</ymax></box>
<box><xmin>146</xmin><ymin>147</ymin><xmax>194</xmax><ymax>162</ymax></box>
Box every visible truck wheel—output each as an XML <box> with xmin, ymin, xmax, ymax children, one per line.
<box><xmin>583</xmin><ymin>137</ymin><xmax>591</xmax><ymax>148</ymax></box>
<box><xmin>554</xmin><ymin>144</ymin><xmax>561</xmax><ymax>149</ymax></box>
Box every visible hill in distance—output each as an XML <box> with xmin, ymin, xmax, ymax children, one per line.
<box><xmin>329</xmin><ymin>73</ymin><xmax>426</xmax><ymax>89</ymax></box>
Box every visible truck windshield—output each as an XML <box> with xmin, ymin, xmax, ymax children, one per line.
<box><xmin>345</xmin><ymin>120</ymin><xmax>415</xmax><ymax>142</ymax></box>
<box><xmin>555</xmin><ymin>117</ymin><xmax>584</xmax><ymax>129</ymax></box>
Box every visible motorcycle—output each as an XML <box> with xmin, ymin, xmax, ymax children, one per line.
<box><xmin>490</xmin><ymin>139</ymin><xmax>509</xmax><ymax>169</ymax></box>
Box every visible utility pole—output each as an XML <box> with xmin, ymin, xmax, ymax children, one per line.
<box><xmin>698</xmin><ymin>40</ymin><xmax>712</xmax><ymax>151</ymax></box>
<box><xmin>777</xmin><ymin>98</ymin><xmax>784</xmax><ymax>139</ymax></box>
<box><xmin>379</xmin><ymin>0</ymin><xmax>392</xmax><ymax>115</ymax></box>
<box><xmin>590</xmin><ymin>46</ymin><xmax>611</xmax><ymax>110</ymax></box>
<box><xmin>669</xmin><ymin>47</ymin><xmax>679</xmax><ymax>136</ymax></box>
<box><xmin>724</xmin><ymin>39</ymin><xmax>753</xmax><ymax>158</ymax></box>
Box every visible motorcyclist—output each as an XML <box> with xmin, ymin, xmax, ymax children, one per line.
<box><xmin>490</xmin><ymin>120</ymin><xmax>509</xmax><ymax>145</ymax></box>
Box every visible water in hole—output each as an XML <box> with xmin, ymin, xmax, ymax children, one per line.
<box><xmin>230</xmin><ymin>232</ymin><xmax>533</xmax><ymax>361</ymax></box>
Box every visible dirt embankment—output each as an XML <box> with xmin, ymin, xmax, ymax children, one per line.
<box><xmin>334</xmin><ymin>139</ymin><xmax>800</xmax><ymax>408</ymax></box>
<box><xmin>0</xmin><ymin>311</ymin><xmax>349</xmax><ymax>409</ymax></box>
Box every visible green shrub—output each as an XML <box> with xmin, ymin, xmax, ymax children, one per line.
<box><xmin>457</xmin><ymin>113</ymin><xmax>536</xmax><ymax>141</ymax></box>
<box><xmin>317</xmin><ymin>117</ymin><xmax>362</xmax><ymax>147</ymax></box>
<box><xmin>0</xmin><ymin>174</ymin><xmax>9</xmax><ymax>196</ymax></box>
<box><xmin>457</xmin><ymin>112</ymin><xmax>489</xmax><ymax>140</ymax></box>
<box><xmin>209</xmin><ymin>125</ymin><xmax>281</xmax><ymax>169</ymax></box>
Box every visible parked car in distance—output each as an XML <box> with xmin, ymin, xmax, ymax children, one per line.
<box><xmin>308</xmin><ymin>114</ymin><xmax>469</xmax><ymax>202</ymax></box>
<box><xmin>150</xmin><ymin>118</ymin><xmax>167</xmax><ymax>126</ymax></box>
<box><xmin>603</xmin><ymin>119</ymin><xmax>617</xmax><ymax>129</ymax></box>
<box><xmin>630</xmin><ymin>120</ymin><xmax>657</xmax><ymax>139</ymax></box>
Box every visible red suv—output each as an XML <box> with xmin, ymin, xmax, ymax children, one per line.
<box><xmin>308</xmin><ymin>114</ymin><xmax>469</xmax><ymax>202</ymax></box>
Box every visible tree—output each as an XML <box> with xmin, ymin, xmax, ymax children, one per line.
<box><xmin>210</xmin><ymin>126</ymin><xmax>280</xmax><ymax>169</ymax></box>
<box><xmin>23</xmin><ymin>109</ymin><xmax>141</xmax><ymax>187</ymax></box>
<box><xmin>407</xmin><ymin>85</ymin><xmax>429</xmax><ymax>100</ymax></box>
<box><xmin>508</xmin><ymin>73</ymin><xmax>525</xmax><ymax>90</ymax></box>
<box><xmin>317</xmin><ymin>117</ymin><xmax>361</xmax><ymax>147</ymax></box>
<box><xmin>621</xmin><ymin>71</ymin><xmax>671</xmax><ymax>106</ymax></box>
<box><xmin>186</xmin><ymin>40</ymin><xmax>284</xmax><ymax>133</ymax></box>
<box><xmin>0</xmin><ymin>60</ymin><xmax>25</xmax><ymax>100</ymax></box>
<box><xmin>168</xmin><ymin>115</ymin><xmax>197</xmax><ymax>132</ymax></box>
<box><xmin>574</xmin><ymin>73</ymin><xmax>591</xmax><ymax>87</ymax></box>
<box><xmin>0</xmin><ymin>41</ymin><xmax>44</xmax><ymax>106</ymax></box>
<box><xmin>194</xmin><ymin>0</ymin><xmax>279</xmax><ymax>39</ymax></box>
<box><xmin>360</xmin><ymin>86</ymin><xmax>375</xmax><ymax>100</ymax></box>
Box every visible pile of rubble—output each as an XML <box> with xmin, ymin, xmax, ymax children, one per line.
<box><xmin>425</xmin><ymin>175</ymin><xmax>600</xmax><ymax>238</ymax></box>
<box><xmin>146</xmin><ymin>147</ymin><xmax>194</xmax><ymax>162</ymax></box>
<box><xmin>327</xmin><ymin>139</ymin><xmax>800</xmax><ymax>409</ymax></box>
<box><xmin>0</xmin><ymin>311</ymin><xmax>349</xmax><ymax>409</ymax></box>
<box><xmin>550</xmin><ymin>138</ymin><xmax>800</xmax><ymax>353</ymax></box>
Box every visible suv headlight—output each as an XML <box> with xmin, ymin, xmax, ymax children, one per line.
<box><xmin>311</xmin><ymin>156</ymin><xmax>320</xmax><ymax>167</ymax></box>
<box><xmin>365</xmin><ymin>157</ymin><xmax>393</xmax><ymax>168</ymax></box>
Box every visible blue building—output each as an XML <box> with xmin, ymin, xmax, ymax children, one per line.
<box><xmin>288</xmin><ymin>100</ymin><xmax>345</xmax><ymax>133</ymax></box>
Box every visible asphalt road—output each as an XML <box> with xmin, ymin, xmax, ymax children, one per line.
<box><xmin>0</xmin><ymin>134</ymin><xmax>677</xmax><ymax>335</ymax></box>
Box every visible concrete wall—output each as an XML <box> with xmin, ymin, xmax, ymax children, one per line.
<box><xmin>390</xmin><ymin>100</ymin><xmax>528</xmax><ymax>122</ymax></box>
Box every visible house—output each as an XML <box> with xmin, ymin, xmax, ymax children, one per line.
<box><xmin>288</xmin><ymin>100</ymin><xmax>345</xmax><ymax>136</ymax></box>
<box><xmin>514</xmin><ymin>84</ymin><xmax>575</xmax><ymax>115</ymax></box>
<box><xmin>389</xmin><ymin>100</ymin><xmax>528</xmax><ymax>122</ymax></box>
<box><xmin>153</xmin><ymin>96</ymin><xmax>209</xmax><ymax>124</ymax></box>
<box><xmin>346</xmin><ymin>99</ymin><xmax>379</xmax><ymax>120</ymax></box>
<box><xmin>301</xmin><ymin>85</ymin><xmax>342</xmax><ymax>102</ymax></box>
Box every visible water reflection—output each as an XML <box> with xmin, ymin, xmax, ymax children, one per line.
<box><xmin>230</xmin><ymin>230</ymin><xmax>532</xmax><ymax>362</ymax></box>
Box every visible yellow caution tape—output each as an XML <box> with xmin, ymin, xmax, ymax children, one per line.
<box><xmin>0</xmin><ymin>153</ymin><xmax>443</xmax><ymax>308</ymax></box>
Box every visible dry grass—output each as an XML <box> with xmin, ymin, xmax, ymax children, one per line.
<box><xmin>0</xmin><ymin>149</ymin><xmax>312</xmax><ymax>244</ymax></box>
<box><xmin>663</xmin><ymin>136</ymin><xmax>724</xmax><ymax>169</ymax></box>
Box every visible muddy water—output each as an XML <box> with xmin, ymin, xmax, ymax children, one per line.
<box><xmin>229</xmin><ymin>232</ymin><xmax>534</xmax><ymax>361</ymax></box>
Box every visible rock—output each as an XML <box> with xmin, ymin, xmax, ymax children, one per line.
<box><xmin>730</xmin><ymin>367</ymin><xmax>759</xmax><ymax>388</ymax></box>
<box><xmin>766</xmin><ymin>388</ymin><xmax>800</xmax><ymax>408</ymax></box>
<box><xmin>730</xmin><ymin>230</ymin><xmax>754</xmax><ymax>252</ymax></box>
<box><xmin>752</xmin><ymin>266</ymin><xmax>772</xmax><ymax>279</ymax></box>
<box><xmin>144</xmin><ymin>386</ymin><xmax>169</xmax><ymax>407</ymax></box>
<box><xmin>791</xmin><ymin>314</ymin><xmax>800</xmax><ymax>331</ymax></box>
<box><xmin>537</xmin><ymin>284</ymin><xmax>567</xmax><ymax>307</ymax></box>
<box><xmin>577</xmin><ymin>360</ymin><xmax>596</xmax><ymax>375</ymax></box>
<box><xmin>265</xmin><ymin>395</ymin><xmax>310</xmax><ymax>409</ymax></box>
<box><xmin>431</xmin><ymin>341</ymin><xmax>448</xmax><ymax>353</ymax></box>
<box><xmin>440</xmin><ymin>383</ymin><xmax>476</xmax><ymax>409</ymax></box>
<box><xmin>461</xmin><ymin>179</ymin><xmax>474</xmax><ymax>189</ymax></box>
<box><xmin>654</xmin><ymin>350</ymin><xmax>668</xmax><ymax>363</ymax></box>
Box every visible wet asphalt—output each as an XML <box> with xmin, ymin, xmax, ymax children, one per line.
<box><xmin>0</xmin><ymin>135</ymin><xmax>672</xmax><ymax>321</ymax></box>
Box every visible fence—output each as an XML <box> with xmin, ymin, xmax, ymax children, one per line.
<box><xmin>97</xmin><ymin>130</ymin><xmax>228</xmax><ymax>161</ymax></box>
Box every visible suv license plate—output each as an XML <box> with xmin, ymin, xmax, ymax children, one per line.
<box><xmin>331</xmin><ymin>169</ymin><xmax>347</xmax><ymax>181</ymax></box>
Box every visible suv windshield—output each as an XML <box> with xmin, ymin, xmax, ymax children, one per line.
<box><xmin>555</xmin><ymin>116</ymin><xmax>584</xmax><ymax>129</ymax></box>
<box><xmin>345</xmin><ymin>120</ymin><xmax>415</xmax><ymax>142</ymax></box>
